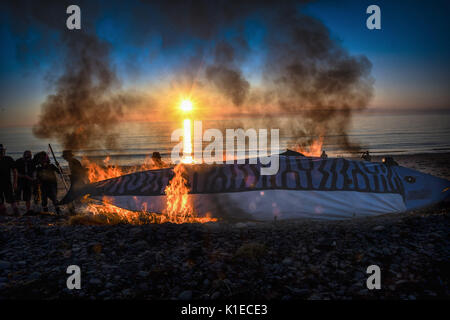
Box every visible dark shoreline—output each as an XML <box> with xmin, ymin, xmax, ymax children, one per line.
<box><xmin>0</xmin><ymin>203</ymin><xmax>448</xmax><ymax>300</ymax></box>
<box><xmin>50</xmin><ymin>151</ymin><xmax>450</xmax><ymax>170</ymax></box>
<box><xmin>0</xmin><ymin>152</ymin><xmax>449</xmax><ymax>300</ymax></box>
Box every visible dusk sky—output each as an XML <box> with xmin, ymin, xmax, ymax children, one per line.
<box><xmin>0</xmin><ymin>0</ymin><xmax>449</xmax><ymax>128</ymax></box>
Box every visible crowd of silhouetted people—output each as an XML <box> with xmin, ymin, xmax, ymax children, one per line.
<box><xmin>0</xmin><ymin>144</ymin><xmax>87</xmax><ymax>216</ymax></box>
<box><xmin>0</xmin><ymin>145</ymin><xmax>168</xmax><ymax>216</ymax></box>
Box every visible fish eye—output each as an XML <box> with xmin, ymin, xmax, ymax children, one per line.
<box><xmin>404</xmin><ymin>176</ymin><xmax>416</xmax><ymax>183</ymax></box>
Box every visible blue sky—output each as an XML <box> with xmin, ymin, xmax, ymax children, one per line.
<box><xmin>302</xmin><ymin>0</ymin><xmax>450</xmax><ymax>109</ymax></box>
<box><xmin>0</xmin><ymin>0</ymin><xmax>449</xmax><ymax>127</ymax></box>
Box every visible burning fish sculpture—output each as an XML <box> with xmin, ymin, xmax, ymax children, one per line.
<box><xmin>62</xmin><ymin>155</ymin><xmax>450</xmax><ymax>220</ymax></box>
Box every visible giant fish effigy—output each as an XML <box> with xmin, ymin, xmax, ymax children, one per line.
<box><xmin>61</xmin><ymin>155</ymin><xmax>450</xmax><ymax>220</ymax></box>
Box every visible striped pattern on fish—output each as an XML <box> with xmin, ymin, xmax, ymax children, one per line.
<box><xmin>61</xmin><ymin>156</ymin><xmax>450</xmax><ymax>220</ymax></box>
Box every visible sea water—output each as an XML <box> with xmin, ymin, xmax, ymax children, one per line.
<box><xmin>1</xmin><ymin>109</ymin><xmax>449</xmax><ymax>166</ymax></box>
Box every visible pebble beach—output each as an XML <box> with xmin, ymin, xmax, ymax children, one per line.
<box><xmin>0</xmin><ymin>153</ymin><xmax>449</xmax><ymax>300</ymax></box>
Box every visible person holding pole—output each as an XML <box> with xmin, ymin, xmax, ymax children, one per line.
<box><xmin>48</xmin><ymin>144</ymin><xmax>68</xmax><ymax>192</ymax></box>
<box><xmin>61</xmin><ymin>150</ymin><xmax>87</xmax><ymax>189</ymax></box>
<box><xmin>35</xmin><ymin>152</ymin><xmax>61</xmax><ymax>215</ymax></box>
<box><xmin>61</xmin><ymin>150</ymin><xmax>87</xmax><ymax>214</ymax></box>
<box><xmin>15</xmin><ymin>150</ymin><xmax>36</xmax><ymax>215</ymax></box>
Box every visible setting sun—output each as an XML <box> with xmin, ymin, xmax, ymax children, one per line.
<box><xmin>180</xmin><ymin>99</ymin><xmax>193</xmax><ymax>112</ymax></box>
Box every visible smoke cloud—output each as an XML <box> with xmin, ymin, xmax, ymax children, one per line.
<box><xmin>206</xmin><ymin>41</ymin><xmax>250</xmax><ymax>106</ymax></box>
<box><xmin>33</xmin><ymin>32</ymin><xmax>138</xmax><ymax>150</ymax></box>
<box><xmin>5</xmin><ymin>0</ymin><xmax>374</xmax><ymax>152</ymax></box>
<box><xmin>141</xmin><ymin>0</ymin><xmax>374</xmax><ymax>151</ymax></box>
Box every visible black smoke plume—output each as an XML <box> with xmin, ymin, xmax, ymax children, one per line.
<box><xmin>206</xmin><ymin>41</ymin><xmax>250</xmax><ymax>106</ymax></box>
<box><xmin>5</xmin><ymin>0</ymin><xmax>374</xmax><ymax>152</ymax></box>
<box><xmin>32</xmin><ymin>32</ymin><xmax>134</xmax><ymax>150</ymax></box>
<box><xmin>144</xmin><ymin>0</ymin><xmax>374</xmax><ymax>151</ymax></box>
<box><xmin>4</xmin><ymin>0</ymin><xmax>134</xmax><ymax>150</ymax></box>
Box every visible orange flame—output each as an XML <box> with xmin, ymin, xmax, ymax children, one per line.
<box><xmin>83</xmin><ymin>155</ymin><xmax>161</xmax><ymax>183</ymax></box>
<box><xmin>80</xmin><ymin>157</ymin><xmax>216</xmax><ymax>224</ymax></box>
<box><xmin>294</xmin><ymin>136</ymin><xmax>324</xmax><ymax>157</ymax></box>
<box><xmin>163</xmin><ymin>163</ymin><xmax>216</xmax><ymax>223</ymax></box>
<box><xmin>81</xmin><ymin>195</ymin><xmax>153</xmax><ymax>224</ymax></box>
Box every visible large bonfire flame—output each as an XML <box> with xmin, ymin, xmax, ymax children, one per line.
<box><xmin>293</xmin><ymin>136</ymin><xmax>324</xmax><ymax>157</ymax></box>
<box><xmin>78</xmin><ymin>157</ymin><xmax>216</xmax><ymax>224</ymax></box>
<box><xmin>163</xmin><ymin>164</ymin><xmax>216</xmax><ymax>223</ymax></box>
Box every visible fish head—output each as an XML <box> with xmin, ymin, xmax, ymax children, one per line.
<box><xmin>393</xmin><ymin>166</ymin><xmax>450</xmax><ymax>210</ymax></box>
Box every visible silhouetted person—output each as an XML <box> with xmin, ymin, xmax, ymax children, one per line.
<box><xmin>0</xmin><ymin>144</ymin><xmax>19</xmax><ymax>215</ymax></box>
<box><xmin>151</xmin><ymin>151</ymin><xmax>165</xmax><ymax>168</ymax></box>
<box><xmin>32</xmin><ymin>151</ymin><xmax>47</xmax><ymax>210</ymax></box>
<box><xmin>36</xmin><ymin>153</ymin><xmax>61</xmax><ymax>214</ymax></box>
<box><xmin>62</xmin><ymin>150</ymin><xmax>87</xmax><ymax>189</ymax></box>
<box><xmin>61</xmin><ymin>150</ymin><xmax>87</xmax><ymax>215</ymax></box>
<box><xmin>361</xmin><ymin>151</ymin><xmax>371</xmax><ymax>162</ymax></box>
<box><xmin>321</xmin><ymin>150</ymin><xmax>328</xmax><ymax>159</ymax></box>
<box><xmin>15</xmin><ymin>150</ymin><xmax>36</xmax><ymax>215</ymax></box>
